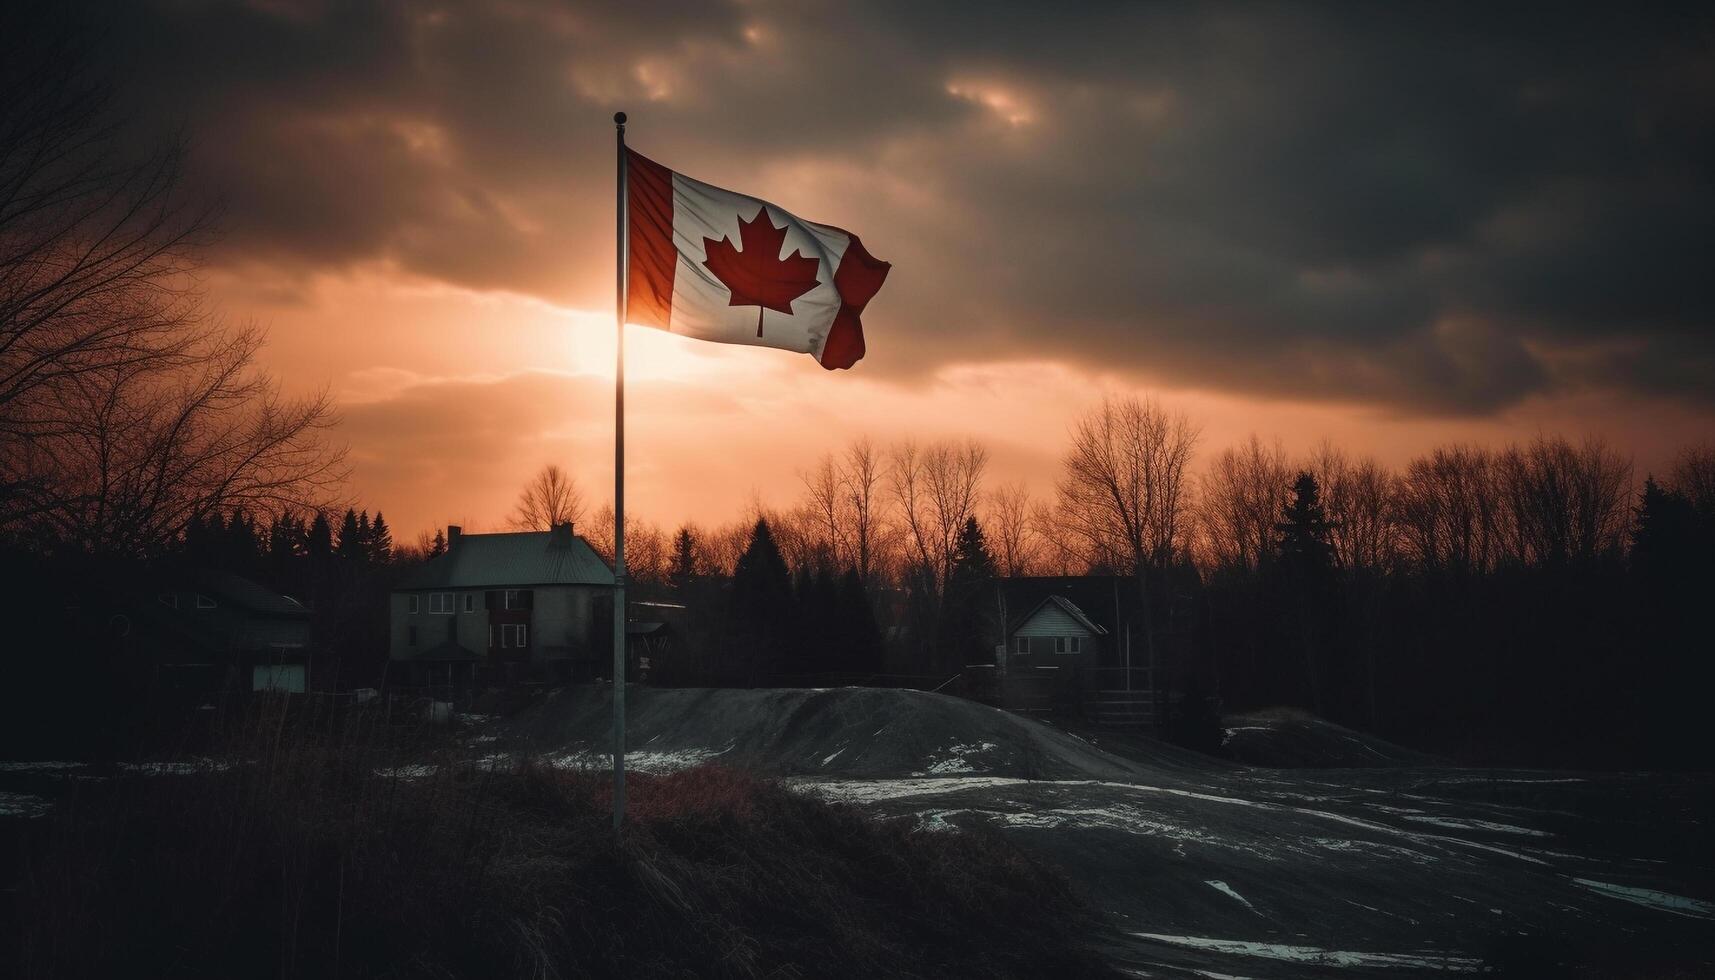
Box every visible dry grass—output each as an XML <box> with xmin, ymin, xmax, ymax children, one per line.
<box><xmin>10</xmin><ymin>697</ymin><xmax>1114</xmax><ymax>979</ymax></box>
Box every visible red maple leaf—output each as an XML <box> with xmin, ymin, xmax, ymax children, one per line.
<box><xmin>702</xmin><ymin>207</ymin><xmax>821</xmax><ymax>337</ymax></box>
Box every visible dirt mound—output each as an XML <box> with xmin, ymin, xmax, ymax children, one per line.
<box><xmin>495</xmin><ymin>686</ymin><xmax>1212</xmax><ymax>781</ymax></box>
<box><xmin>1220</xmin><ymin>709</ymin><xmax>1445</xmax><ymax>768</ymax></box>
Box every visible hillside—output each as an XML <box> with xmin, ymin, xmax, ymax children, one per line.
<box><xmin>496</xmin><ymin>686</ymin><xmax>1715</xmax><ymax>978</ymax></box>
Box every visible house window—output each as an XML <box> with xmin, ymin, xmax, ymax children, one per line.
<box><xmin>1070</xmin><ymin>636</ymin><xmax>1082</xmax><ymax>654</ymax></box>
<box><xmin>504</xmin><ymin>589</ymin><xmax>527</xmax><ymax>610</ymax></box>
<box><xmin>408</xmin><ymin>595</ymin><xmax>419</xmax><ymax>614</ymax></box>
<box><xmin>1015</xmin><ymin>636</ymin><xmax>1029</xmax><ymax>655</ymax></box>
<box><xmin>500</xmin><ymin>623</ymin><xmax>528</xmax><ymax>648</ymax></box>
<box><xmin>463</xmin><ymin>593</ymin><xmax>475</xmax><ymax>613</ymax></box>
<box><xmin>195</xmin><ymin>594</ymin><xmax>217</xmax><ymax>609</ymax></box>
<box><xmin>428</xmin><ymin>592</ymin><xmax>455</xmax><ymax>614</ymax></box>
<box><xmin>1053</xmin><ymin>636</ymin><xmax>1068</xmax><ymax>654</ymax></box>
<box><xmin>157</xmin><ymin>594</ymin><xmax>178</xmax><ymax>609</ymax></box>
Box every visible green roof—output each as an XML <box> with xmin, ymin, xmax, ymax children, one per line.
<box><xmin>397</xmin><ymin>530</ymin><xmax>615</xmax><ymax>589</ymax></box>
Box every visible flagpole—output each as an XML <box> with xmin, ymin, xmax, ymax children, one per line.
<box><xmin>612</xmin><ymin>110</ymin><xmax>628</xmax><ymax>830</ymax></box>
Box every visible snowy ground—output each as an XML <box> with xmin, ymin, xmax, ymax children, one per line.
<box><xmin>494</xmin><ymin>687</ymin><xmax>1714</xmax><ymax>977</ymax></box>
<box><xmin>6</xmin><ymin>688</ymin><xmax>1710</xmax><ymax>977</ymax></box>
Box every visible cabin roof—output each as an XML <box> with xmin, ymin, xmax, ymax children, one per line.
<box><xmin>1013</xmin><ymin>594</ymin><xmax>1108</xmax><ymax>636</ymax></box>
<box><xmin>397</xmin><ymin>529</ymin><xmax>615</xmax><ymax>590</ymax></box>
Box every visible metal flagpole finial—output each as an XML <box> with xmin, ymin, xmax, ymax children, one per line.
<box><xmin>614</xmin><ymin>111</ymin><xmax>627</xmax><ymax>128</ymax></box>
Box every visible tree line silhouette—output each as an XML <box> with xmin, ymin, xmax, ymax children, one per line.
<box><xmin>2</xmin><ymin>5</ymin><xmax>1708</xmax><ymax>769</ymax></box>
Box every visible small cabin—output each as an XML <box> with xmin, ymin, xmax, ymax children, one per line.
<box><xmin>1007</xmin><ymin>595</ymin><xmax>1107</xmax><ymax>667</ymax></box>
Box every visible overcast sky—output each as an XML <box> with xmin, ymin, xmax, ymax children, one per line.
<box><xmin>86</xmin><ymin>0</ymin><xmax>1715</xmax><ymax>536</ymax></box>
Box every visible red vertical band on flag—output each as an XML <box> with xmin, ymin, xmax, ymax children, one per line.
<box><xmin>625</xmin><ymin>150</ymin><xmax>675</xmax><ymax>329</ymax></box>
<box><xmin>818</xmin><ymin>232</ymin><xmax>890</xmax><ymax>370</ymax></box>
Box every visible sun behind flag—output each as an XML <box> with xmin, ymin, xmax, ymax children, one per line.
<box><xmin>624</xmin><ymin>150</ymin><xmax>890</xmax><ymax>369</ymax></box>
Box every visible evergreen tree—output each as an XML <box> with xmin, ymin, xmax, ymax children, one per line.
<box><xmin>306</xmin><ymin>512</ymin><xmax>334</xmax><ymax>562</ymax></box>
<box><xmin>1273</xmin><ymin>472</ymin><xmax>1338</xmax><ymax>714</ymax></box>
<box><xmin>1632</xmin><ymin>477</ymin><xmax>1698</xmax><ymax>585</ymax></box>
<box><xmin>182</xmin><ymin>511</ymin><xmax>220</xmax><ymax>567</ymax></box>
<box><xmin>836</xmin><ymin>567</ymin><xmax>882</xmax><ymax>675</ymax></box>
<box><xmin>224</xmin><ymin>509</ymin><xmax>261</xmax><ymax>575</ymax></box>
<box><xmin>428</xmin><ymin>528</ymin><xmax>447</xmax><ymax>559</ymax></box>
<box><xmin>1276</xmin><ymin>472</ymin><xmax>1335</xmax><ymax>574</ymax></box>
<box><xmin>336</xmin><ymin>508</ymin><xmax>364</xmax><ymax>561</ymax></box>
<box><xmin>730</xmin><ymin>519</ymin><xmax>795</xmax><ymax>681</ymax></box>
<box><xmin>668</xmin><ymin>526</ymin><xmax>698</xmax><ymax>595</ymax></box>
<box><xmin>369</xmin><ymin>511</ymin><xmax>393</xmax><ymax>564</ymax></box>
<box><xmin>941</xmin><ymin>517</ymin><xmax>999</xmax><ymax>673</ymax></box>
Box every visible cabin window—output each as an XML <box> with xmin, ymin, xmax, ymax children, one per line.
<box><xmin>500</xmin><ymin>623</ymin><xmax>528</xmax><ymax>648</ymax></box>
<box><xmin>195</xmin><ymin>594</ymin><xmax>217</xmax><ymax>610</ymax></box>
<box><xmin>463</xmin><ymin>593</ymin><xmax>475</xmax><ymax>613</ymax></box>
<box><xmin>1053</xmin><ymin>636</ymin><xmax>1068</xmax><ymax>654</ymax></box>
<box><xmin>428</xmin><ymin>592</ymin><xmax>455</xmax><ymax>614</ymax></box>
<box><xmin>157</xmin><ymin>594</ymin><xmax>178</xmax><ymax>609</ymax></box>
<box><xmin>1014</xmin><ymin>636</ymin><xmax>1028</xmax><ymax>655</ymax></box>
<box><xmin>408</xmin><ymin>595</ymin><xmax>419</xmax><ymax>614</ymax></box>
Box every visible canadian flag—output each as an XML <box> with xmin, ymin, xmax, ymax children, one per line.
<box><xmin>624</xmin><ymin>150</ymin><xmax>890</xmax><ymax>370</ymax></box>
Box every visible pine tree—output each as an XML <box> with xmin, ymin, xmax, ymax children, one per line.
<box><xmin>668</xmin><ymin>526</ymin><xmax>698</xmax><ymax>595</ymax></box>
<box><xmin>1274</xmin><ymin>472</ymin><xmax>1338</xmax><ymax>714</ymax></box>
<box><xmin>941</xmin><ymin>517</ymin><xmax>999</xmax><ymax>672</ymax></box>
<box><xmin>225</xmin><ymin>509</ymin><xmax>261</xmax><ymax>574</ymax></box>
<box><xmin>369</xmin><ymin>512</ymin><xmax>393</xmax><ymax>564</ymax></box>
<box><xmin>336</xmin><ymin>508</ymin><xmax>364</xmax><ymax>561</ymax></box>
<box><xmin>836</xmin><ymin>567</ymin><xmax>882</xmax><ymax>674</ymax></box>
<box><xmin>731</xmin><ymin>519</ymin><xmax>795</xmax><ymax>681</ymax></box>
<box><xmin>1276</xmin><ymin>472</ymin><xmax>1334</xmax><ymax>574</ymax></box>
<box><xmin>307</xmin><ymin>512</ymin><xmax>334</xmax><ymax>562</ymax></box>
<box><xmin>428</xmin><ymin>528</ymin><xmax>447</xmax><ymax>559</ymax></box>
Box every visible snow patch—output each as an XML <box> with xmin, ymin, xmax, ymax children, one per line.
<box><xmin>549</xmin><ymin>744</ymin><xmax>732</xmax><ymax>775</ymax></box>
<box><xmin>1205</xmin><ymin>880</ymin><xmax>1258</xmax><ymax>912</ymax></box>
<box><xmin>119</xmin><ymin>759</ymin><xmax>229</xmax><ymax>775</ymax></box>
<box><xmin>0</xmin><ymin>761</ymin><xmax>86</xmax><ymax>773</ymax></box>
<box><xmin>1129</xmin><ymin>933</ymin><xmax>1482</xmax><ymax>971</ymax></box>
<box><xmin>1403</xmin><ymin>815</ymin><xmax>1548</xmax><ymax>837</ymax></box>
<box><xmin>1573</xmin><ymin>879</ymin><xmax>1715</xmax><ymax>919</ymax></box>
<box><xmin>0</xmin><ymin>790</ymin><xmax>51</xmax><ymax>818</ymax></box>
<box><xmin>916</xmin><ymin>741</ymin><xmax>1000</xmax><ymax>776</ymax></box>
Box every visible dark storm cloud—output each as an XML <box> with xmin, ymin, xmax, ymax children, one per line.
<box><xmin>85</xmin><ymin>0</ymin><xmax>1715</xmax><ymax>413</ymax></box>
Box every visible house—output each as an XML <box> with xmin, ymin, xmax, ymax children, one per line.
<box><xmin>1007</xmin><ymin>594</ymin><xmax>1108</xmax><ymax>665</ymax></box>
<box><xmin>983</xmin><ymin>575</ymin><xmax>1168</xmax><ymax>726</ymax></box>
<box><xmin>390</xmin><ymin>523</ymin><xmax>616</xmax><ymax>684</ymax></box>
<box><xmin>139</xmin><ymin>570</ymin><xmax>314</xmax><ymax>693</ymax></box>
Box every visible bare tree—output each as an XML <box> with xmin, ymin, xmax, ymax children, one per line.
<box><xmin>1029</xmin><ymin>499</ymin><xmax>1080</xmax><ymax>575</ymax></box>
<box><xmin>985</xmin><ymin>480</ymin><xmax>1042</xmax><ymax>577</ymax></box>
<box><xmin>887</xmin><ymin>438</ymin><xmax>987</xmax><ymax>592</ymax></box>
<box><xmin>1196</xmin><ymin>434</ymin><xmax>1290</xmax><ymax>571</ymax></box>
<box><xmin>1495</xmin><ymin>435</ymin><xmax>1633</xmax><ymax>565</ymax></box>
<box><xmin>509</xmin><ymin>464</ymin><xmax>586</xmax><ymax>531</ymax></box>
<box><xmin>584</xmin><ymin>503</ymin><xmax>667</xmax><ymax>586</ymax></box>
<box><xmin>1308</xmin><ymin>441</ymin><xmax>1397</xmax><ymax>572</ymax></box>
<box><xmin>800</xmin><ymin>452</ymin><xmax>848</xmax><ymax>570</ymax></box>
<box><xmin>1395</xmin><ymin>445</ymin><xmax>1503</xmax><ymax>576</ymax></box>
<box><xmin>5</xmin><ymin>324</ymin><xmax>345</xmax><ymax>556</ymax></box>
<box><xmin>843</xmin><ymin>437</ymin><xmax>888</xmax><ymax>583</ymax></box>
<box><xmin>1056</xmin><ymin>396</ymin><xmax>1199</xmax><ymax>665</ymax></box>
<box><xmin>1057</xmin><ymin>396</ymin><xmax>1199</xmax><ymax>573</ymax></box>
<box><xmin>0</xmin><ymin>7</ymin><xmax>213</xmax><ymax>445</ymax></box>
<box><xmin>1668</xmin><ymin>443</ymin><xmax>1715</xmax><ymax>519</ymax></box>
